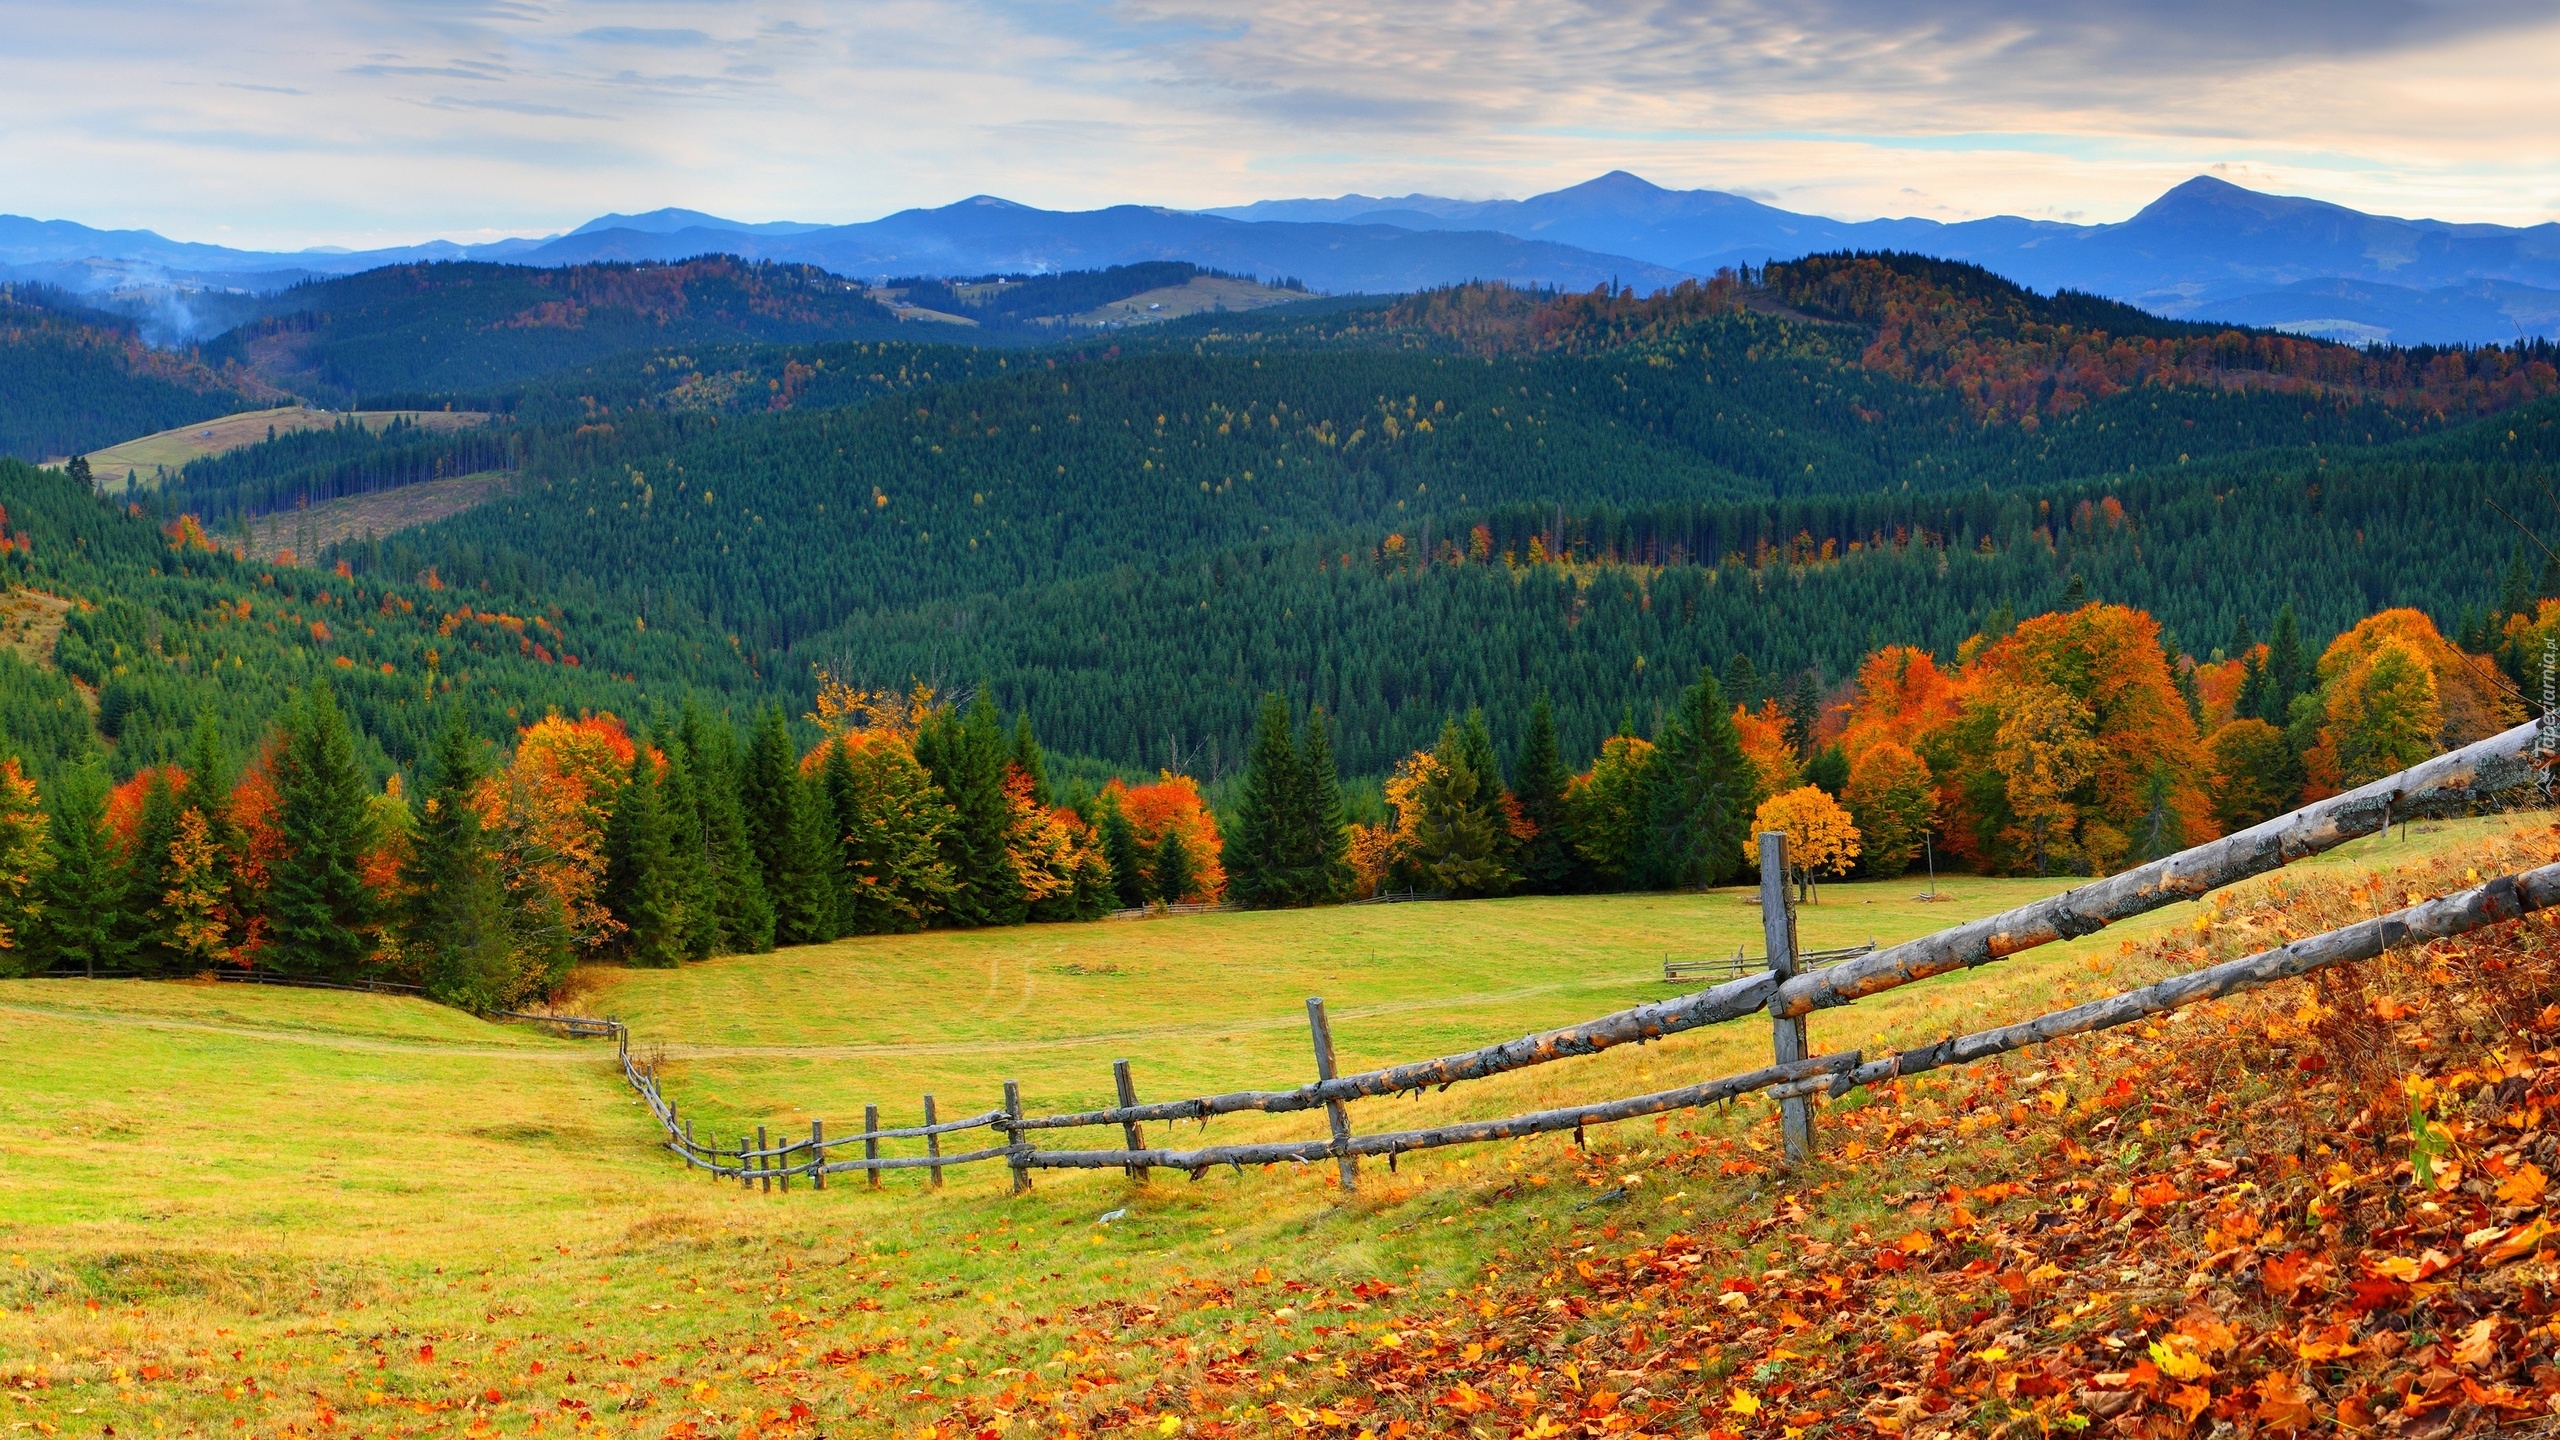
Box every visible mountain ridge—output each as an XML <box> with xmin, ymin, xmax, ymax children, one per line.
<box><xmin>12</xmin><ymin>172</ymin><xmax>2560</xmax><ymax>344</ymax></box>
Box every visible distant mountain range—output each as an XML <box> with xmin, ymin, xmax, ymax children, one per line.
<box><xmin>9</xmin><ymin>173</ymin><xmax>2560</xmax><ymax>346</ymax></box>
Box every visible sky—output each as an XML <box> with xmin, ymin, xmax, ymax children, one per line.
<box><xmin>6</xmin><ymin>0</ymin><xmax>2560</xmax><ymax>251</ymax></box>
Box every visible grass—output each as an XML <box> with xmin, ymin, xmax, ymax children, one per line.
<box><xmin>67</xmin><ymin>407</ymin><xmax>489</xmax><ymax>493</ymax></box>
<box><xmin>0</xmin><ymin>816</ymin><xmax>2524</xmax><ymax>1437</ymax></box>
<box><xmin>241</xmin><ymin>470</ymin><xmax>510</xmax><ymax>563</ymax></box>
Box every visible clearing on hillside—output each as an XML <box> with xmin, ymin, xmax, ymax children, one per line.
<box><xmin>1070</xmin><ymin>275</ymin><xmax>1303</xmax><ymax>326</ymax></box>
<box><xmin>60</xmin><ymin>405</ymin><xmax>490</xmax><ymax>492</ymax></box>
<box><xmin>240</xmin><ymin>469</ymin><xmax>512</xmax><ymax>563</ymax></box>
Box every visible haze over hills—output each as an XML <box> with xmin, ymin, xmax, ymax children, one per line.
<box><xmin>10</xmin><ymin>173</ymin><xmax>2560</xmax><ymax>344</ymax></box>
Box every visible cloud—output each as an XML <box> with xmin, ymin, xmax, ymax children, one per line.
<box><xmin>1</xmin><ymin>0</ymin><xmax>2556</xmax><ymax>252</ymax></box>
<box><xmin>574</xmin><ymin>26</ymin><xmax>713</xmax><ymax>46</ymax></box>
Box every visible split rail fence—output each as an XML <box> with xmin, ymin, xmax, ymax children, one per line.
<box><xmin>548</xmin><ymin>719</ymin><xmax>2556</xmax><ymax>1193</ymax></box>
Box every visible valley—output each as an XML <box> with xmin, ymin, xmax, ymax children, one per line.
<box><xmin>6</xmin><ymin>236</ymin><xmax>2560</xmax><ymax>1440</ymax></box>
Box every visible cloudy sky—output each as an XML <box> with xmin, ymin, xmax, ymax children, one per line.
<box><xmin>7</xmin><ymin>0</ymin><xmax>2559</xmax><ymax>250</ymax></box>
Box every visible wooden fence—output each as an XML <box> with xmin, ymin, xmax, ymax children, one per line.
<box><xmin>559</xmin><ymin>718</ymin><xmax>2551</xmax><ymax>1191</ymax></box>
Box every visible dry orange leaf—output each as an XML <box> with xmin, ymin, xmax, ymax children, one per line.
<box><xmin>1895</xmin><ymin>1231</ymin><xmax>1933</xmax><ymax>1254</ymax></box>
<box><xmin>2452</xmin><ymin>1318</ymin><xmax>2499</xmax><ymax>1368</ymax></box>
<box><xmin>2496</xmin><ymin>1163</ymin><xmax>2548</xmax><ymax>1205</ymax></box>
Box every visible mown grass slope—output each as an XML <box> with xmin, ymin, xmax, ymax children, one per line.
<box><xmin>0</xmin><ymin>818</ymin><xmax>2524</xmax><ymax>1438</ymax></box>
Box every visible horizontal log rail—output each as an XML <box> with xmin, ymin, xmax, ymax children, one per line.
<box><xmin>1774</xmin><ymin>717</ymin><xmax>2544</xmax><ymax>1019</ymax></box>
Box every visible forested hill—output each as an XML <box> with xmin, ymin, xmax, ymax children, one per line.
<box><xmin>23</xmin><ymin>250</ymin><xmax>2560</xmax><ymax>790</ymax></box>
<box><xmin>0</xmin><ymin>284</ymin><xmax>278</xmax><ymax>461</ymax></box>
<box><xmin>314</xmin><ymin>258</ymin><xmax>2560</xmax><ymax>777</ymax></box>
<box><xmin>195</xmin><ymin>257</ymin><xmax>920</xmax><ymax>405</ymax></box>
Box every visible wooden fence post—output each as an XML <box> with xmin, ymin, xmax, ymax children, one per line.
<box><xmin>924</xmin><ymin>1095</ymin><xmax>944</xmax><ymax>1190</ymax></box>
<box><xmin>758</xmin><ymin>1125</ymin><xmax>771</xmax><ymax>1194</ymax></box>
<box><xmin>1114</xmin><ymin>1059</ymin><xmax>1148</xmax><ymax>1182</ymax></box>
<box><xmin>739</xmin><ymin>1135</ymin><xmax>752</xmax><ymax>1191</ymax></box>
<box><xmin>811</xmin><ymin>1120</ymin><xmax>825</xmax><ymax>1191</ymax></box>
<box><xmin>1760</xmin><ymin>831</ymin><xmax>1814</xmax><ymax>1166</ymax></box>
<box><xmin>1307</xmin><ymin>998</ymin><xmax>1357</xmax><ymax>1192</ymax></box>
<box><xmin>864</xmin><ymin>1105</ymin><xmax>881</xmax><ymax>1191</ymax></box>
<box><xmin>1004</xmin><ymin>1081</ymin><xmax>1030</xmax><ymax>1194</ymax></box>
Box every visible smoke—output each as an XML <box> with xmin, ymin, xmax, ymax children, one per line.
<box><xmin>0</xmin><ymin>257</ymin><xmax>300</xmax><ymax>345</ymax></box>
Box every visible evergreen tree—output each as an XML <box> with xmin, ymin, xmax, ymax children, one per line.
<box><xmin>1100</xmin><ymin>796</ymin><xmax>1148</xmax><ymax>909</ymax></box>
<box><xmin>0</xmin><ymin>761</ymin><xmax>45</xmax><ymax>976</ymax></box>
<box><xmin>407</xmin><ymin>709</ymin><xmax>517</xmax><ymax>1008</ymax></box>
<box><xmin>742</xmin><ymin>704</ymin><xmax>833</xmax><ymax>945</ymax></box>
<box><xmin>912</xmin><ymin>693</ymin><xmax>1023</xmax><ymax>927</ymax></box>
<box><xmin>781</xmin><ymin>767</ymin><xmax>840</xmax><ymax>943</ymax></box>
<box><xmin>1293</xmin><ymin>706</ymin><xmax>1352</xmax><ymax>903</ymax></box>
<box><xmin>680</xmin><ymin>707</ymin><xmax>772</xmax><ymax>955</ymax></box>
<box><xmin>1638</xmin><ymin>673</ymin><xmax>1755</xmax><ymax>890</ymax></box>
<box><xmin>1222</xmin><ymin>694</ymin><xmax>1302</xmax><ymax>908</ymax></box>
<box><xmin>1009</xmin><ymin>715</ymin><xmax>1052</xmax><ymax>808</ymax></box>
<box><xmin>1803</xmin><ymin>743</ymin><xmax>1850</xmax><ymax>797</ymax></box>
<box><xmin>1782</xmin><ymin>671</ymin><xmax>1822</xmax><ymax>755</ymax></box>
<box><xmin>655</xmin><ymin>723</ymin><xmax>718</xmax><ymax>959</ymax></box>
<box><xmin>2264</xmin><ymin>605</ymin><xmax>2311</xmax><ymax>725</ymax></box>
<box><xmin>1722</xmin><ymin>653</ymin><xmax>1761</xmax><ymax>710</ymax></box>
<box><xmin>2236</xmin><ymin>651</ymin><xmax>2270</xmax><ymax>726</ymax></box>
<box><xmin>117</xmin><ymin>771</ymin><xmax>182</xmax><ymax>974</ymax></box>
<box><xmin>2502</xmin><ymin>546</ymin><xmax>2537</xmax><ymax>621</ymax></box>
<box><xmin>603</xmin><ymin>746</ymin><xmax>683</xmax><ymax>967</ymax></box>
<box><xmin>831</xmin><ymin>737</ymin><xmax>958</xmax><ymax>934</ymax></box>
<box><xmin>1511</xmin><ymin>694</ymin><xmax>1579</xmax><ymax>894</ymax></box>
<box><xmin>820</xmin><ymin>737</ymin><xmax>863</xmax><ymax>936</ymax></box>
<box><xmin>1152</xmin><ymin>824</ymin><xmax>1198</xmax><ymax>905</ymax></box>
<box><xmin>32</xmin><ymin>760</ymin><xmax>120</xmax><ymax>977</ymax></box>
<box><xmin>1410</xmin><ymin>726</ymin><xmax>1510</xmax><ymax>896</ymax></box>
<box><xmin>263</xmin><ymin>684</ymin><xmax>378</xmax><ymax>977</ymax></box>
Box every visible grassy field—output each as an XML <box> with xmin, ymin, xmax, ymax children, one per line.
<box><xmin>0</xmin><ymin>816</ymin><xmax>2527</xmax><ymax>1437</ymax></box>
<box><xmin>1072</xmin><ymin>277</ymin><xmax>1300</xmax><ymax>327</ymax></box>
<box><xmin>61</xmin><ymin>407</ymin><xmax>489</xmax><ymax>492</ymax></box>
<box><xmin>241</xmin><ymin>470</ymin><xmax>511</xmax><ymax>563</ymax></box>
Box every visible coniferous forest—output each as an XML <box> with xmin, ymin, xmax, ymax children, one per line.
<box><xmin>3</xmin><ymin>248</ymin><xmax>2558</xmax><ymax>990</ymax></box>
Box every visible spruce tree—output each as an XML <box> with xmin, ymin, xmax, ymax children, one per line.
<box><xmin>1222</xmin><ymin>694</ymin><xmax>1301</xmax><ymax>908</ymax></box>
<box><xmin>1782</xmin><ymin>672</ymin><xmax>1822</xmax><ymax>755</ymax></box>
<box><xmin>820</xmin><ymin>737</ymin><xmax>863</xmax><ymax>936</ymax></box>
<box><xmin>1100</xmin><ymin>796</ymin><xmax>1149</xmax><ymax>909</ymax></box>
<box><xmin>1152</xmin><ymin>825</ymin><xmax>1197</xmax><ymax>905</ymax></box>
<box><xmin>1511</xmin><ymin>694</ymin><xmax>1578</xmax><ymax>894</ymax></box>
<box><xmin>655</xmin><ymin>724</ymin><xmax>718</xmax><ymax>960</ymax></box>
<box><xmin>1411</xmin><ymin>725</ymin><xmax>1510</xmax><ymax>897</ymax></box>
<box><xmin>913</xmin><ymin>693</ymin><xmax>1023</xmax><ymax>927</ymax></box>
<box><xmin>32</xmin><ymin>760</ymin><xmax>121</xmax><ymax>977</ymax></box>
<box><xmin>264</xmin><ymin>684</ymin><xmax>378</xmax><ymax>978</ymax></box>
<box><xmin>834</xmin><ymin>737</ymin><xmax>957</xmax><ymax>933</ymax></box>
<box><xmin>780</xmin><ymin>767</ymin><xmax>839</xmax><ymax>944</ymax></box>
<box><xmin>118</xmin><ymin>771</ymin><xmax>182</xmax><ymax>974</ymax></box>
<box><xmin>1722</xmin><ymin>653</ymin><xmax>1761</xmax><ymax>710</ymax></box>
<box><xmin>741</xmin><ymin>705</ymin><xmax>800</xmax><ymax>907</ymax></box>
<box><xmin>1010</xmin><ymin>715</ymin><xmax>1052</xmax><ymax>808</ymax></box>
<box><xmin>407</xmin><ymin>710</ymin><xmax>516</xmax><ymax>1008</ymax></box>
<box><xmin>2264</xmin><ymin>605</ymin><xmax>2311</xmax><ymax>725</ymax></box>
<box><xmin>603</xmin><ymin>746</ymin><xmax>683</xmax><ymax>967</ymax></box>
<box><xmin>1293</xmin><ymin>706</ymin><xmax>1351</xmax><ymax>903</ymax></box>
<box><xmin>1639</xmin><ymin>673</ymin><xmax>1754</xmax><ymax>891</ymax></box>
<box><xmin>680</xmin><ymin>707</ymin><xmax>772</xmax><ymax>955</ymax></box>
<box><xmin>1803</xmin><ymin>743</ymin><xmax>1850</xmax><ymax>797</ymax></box>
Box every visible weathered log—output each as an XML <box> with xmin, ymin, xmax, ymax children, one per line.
<box><xmin>1837</xmin><ymin>861</ymin><xmax>2560</xmax><ymax>1090</ymax></box>
<box><xmin>1023</xmin><ymin>1052</ymin><xmax>1861</xmax><ymax>1173</ymax></box>
<box><xmin>1761</xmin><ymin>834</ymin><xmax>1813</xmax><ymax>1165</ymax></box>
<box><xmin>812</xmin><ymin>1143</ymin><xmax>1011</xmax><ymax>1175</ymax></box>
<box><xmin>924</xmin><ymin>1094</ymin><xmax>944</xmax><ymax>1190</ymax></box>
<box><xmin>1307</xmin><ymin>998</ymin><xmax>1357</xmax><ymax>1191</ymax></box>
<box><xmin>1775</xmin><ymin>717</ymin><xmax>2543</xmax><ymax>1019</ymax></box>
<box><xmin>1113</xmin><ymin>1061</ymin><xmax>1146</xmax><ymax>1182</ymax></box>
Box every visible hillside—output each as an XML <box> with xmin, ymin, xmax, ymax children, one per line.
<box><xmin>0</xmin><ymin>283</ymin><xmax>279</xmax><ymax>461</ymax></box>
<box><xmin>299</xmin><ymin>258</ymin><xmax>2560</xmax><ymax>776</ymax></box>
<box><xmin>3</xmin><ymin>816</ymin><xmax>2547</xmax><ymax>1438</ymax></box>
<box><xmin>197</xmin><ymin>257</ymin><xmax>915</xmax><ymax>403</ymax></box>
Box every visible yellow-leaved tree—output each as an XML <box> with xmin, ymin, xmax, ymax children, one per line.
<box><xmin>1747</xmin><ymin>785</ymin><xmax>1860</xmax><ymax>903</ymax></box>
